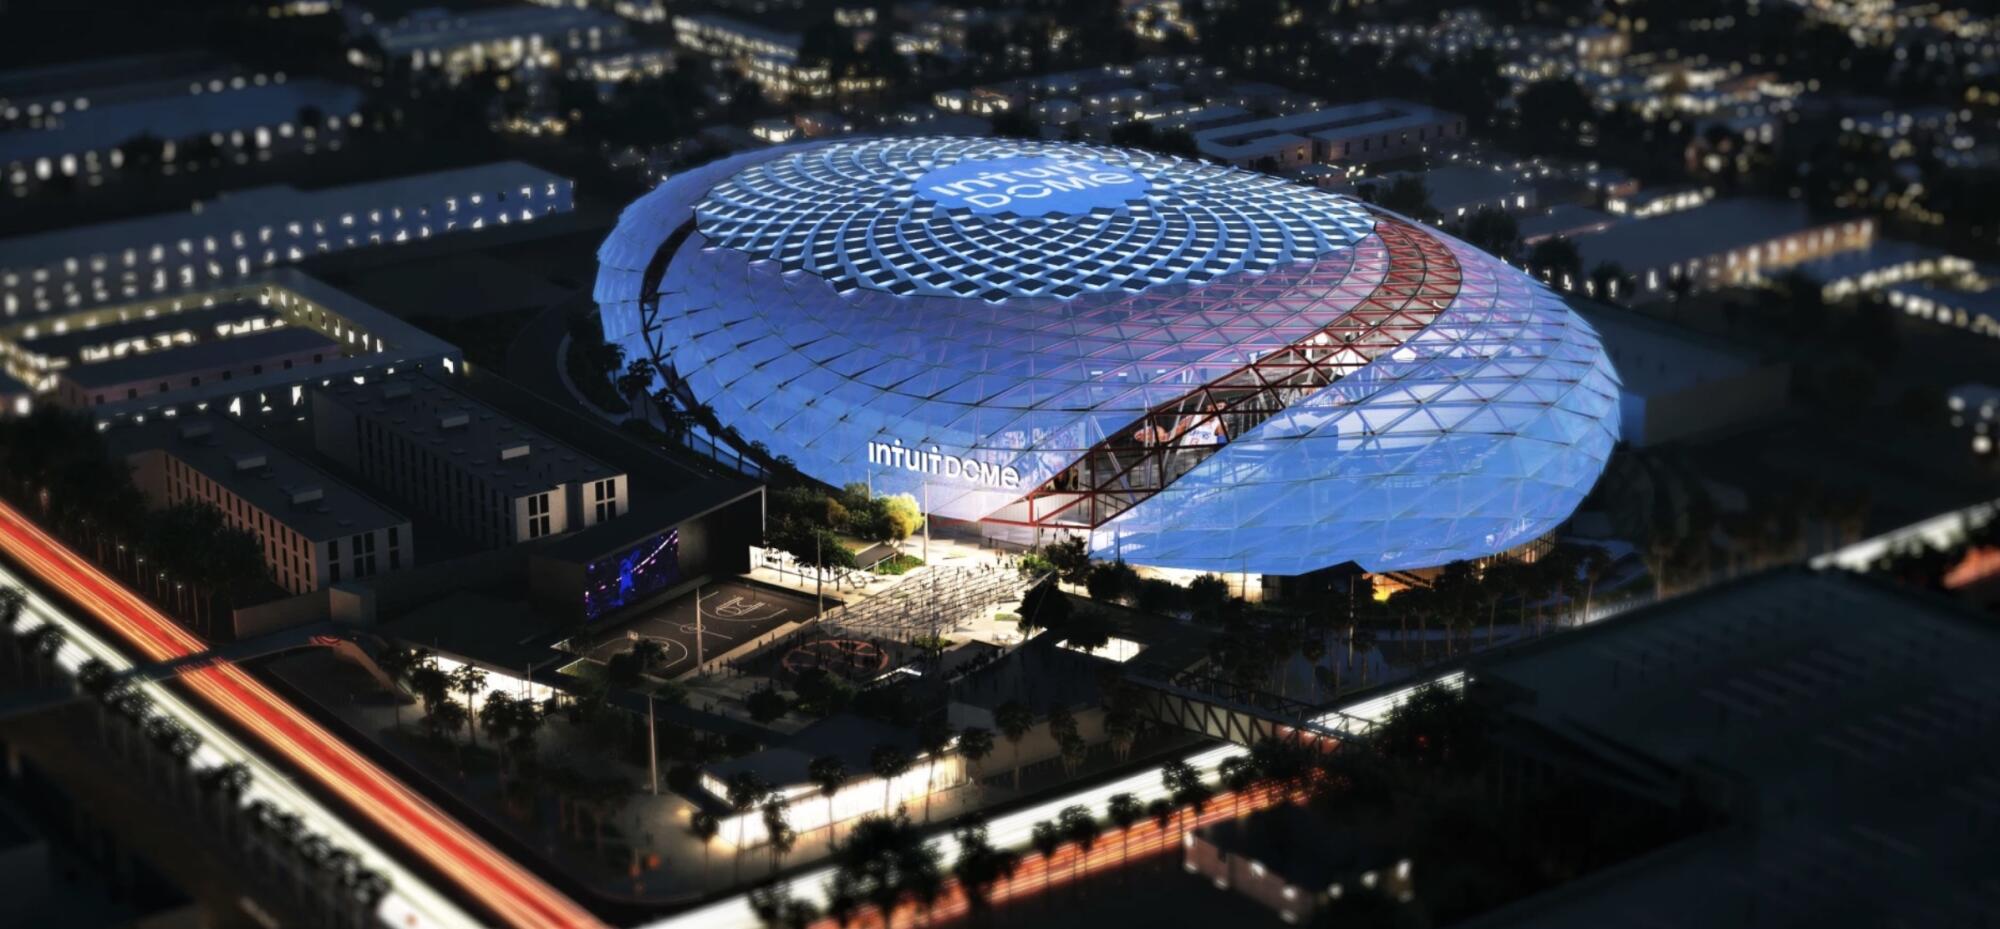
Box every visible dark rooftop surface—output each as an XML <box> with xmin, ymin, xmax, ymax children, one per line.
<box><xmin>59</xmin><ymin>326</ymin><xmax>336</xmax><ymax>388</ymax></box>
<box><xmin>16</xmin><ymin>299</ymin><xmax>274</xmax><ymax>360</ymax></box>
<box><xmin>1469</xmin><ymin>568</ymin><xmax>2000</xmax><ymax>929</ymax></box>
<box><xmin>706</xmin><ymin>713</ymin><xmax>919</xmax><ymax>788</ymax></box>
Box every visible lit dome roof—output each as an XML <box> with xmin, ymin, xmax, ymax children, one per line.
<box><xmin>597</xmin><ymin>138</ymin><xmax>1621</xmax><ymax>574</ymax></box>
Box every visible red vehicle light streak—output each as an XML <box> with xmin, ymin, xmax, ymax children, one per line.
<box><xmin>0</xmin><ymin>501</ymin><xmax>603</xmax><ymax>929</ymax></box>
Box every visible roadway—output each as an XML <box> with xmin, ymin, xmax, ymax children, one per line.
<box><xmin>0</xmin><ymin>500</ymin><xmax>605</xmax><ymax>929</ymax></box>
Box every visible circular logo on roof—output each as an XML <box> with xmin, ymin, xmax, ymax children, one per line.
<box><xmin>914</xmin><ymin>155</ymin><xmax>1149</xmax><ymax>218</ymax></box>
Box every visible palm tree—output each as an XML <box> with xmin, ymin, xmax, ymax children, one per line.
<box><xmin>431</xmin><ymin>700</ymin><xmax>469</xmax><ymax>758</ymax></box>
<box><xmin>1058</xmin><ymin>804</ymin><xmax>1100</xmax><ymax>885</ymax></box>
<box><xmin>1573</xmin><ymin>543</ymin><xmax>1614</xmax><ymax>620</ymax></box>
<box><xmin>869</xmin><ymin>744</ymin><xmax>912</xmax><ymax>818</ymax></box>
<box><xmin>374</xmin><ymin>646</ymin><xmax>421</xmax><ymax>726</ymax></box>
<box><xmin>807</xmin><ymin>755</ymin><xmax>847</xmax><ymax>844</ymax></box>
<box><xmin>956</xmin><ymin>726</ymin><xmax>994</xmax><ymax>795</ymax></box>
<box><xmin>630</xmin><ymin>638</ymin><xmax>668</xmax><ymax>676</ymax></box>
<box><xmin>0</xmin><ymin>587</ymin><xmax>26</xmax><ymax>634</ymax></box>
<box><xmin>995</xmin><ymin>701</ymin><xmax>1033</xmax><ymax>791</ymax></box>
<box><xmin>407</xmin><ymin>656</ymin><xmax>451</xmax><ymax>720</ymax></box>
<box><xmin>761</xmin><ymin>799</ymin><xmax>796</xmax><ymax>876</ymax></box>
<box><xmin>448</xmin><ymin>664</ymin><xmax>489</xmax><ymax>746</ymax></box>
<box><xmin>1146</xmin><ymin>797</ymin><xmax>1174</xmax><ymax>842</ymax></box>
<box><xmin>831</xmin><ymin>813</ymin><xmax>938</xmax><ymax>929</ymax></box>
<box><xmin>1219</xmin><ymin>756</ymin><xmax>1257</xmax><ymax>818</ymax></box>
<box><xmin>726</xmin><ymin>772</ymin><xmax>771</xmax><ymax>883</ymax></box>
<box><xmin>20</xmin><ymin>623</ymin><xmax>63</xmax><ymax>683</ymax></box>
<box><xmin>1161</xmin><ymin>760</ymin><xmax>1211</xmax><ymax>836</ymax></box>
<box><xmin>1105</xmin><ymin>792</ymin><xmax>1141</xmax><ymax>871</ymax></box>
<box><xmin>688</xmin><ymin>810</ymin><xmax>721</xmax><ymax>881</ymax></box>
<box><xmin>951</xmin><ymin>816</ymin><xmax>1018</xmax><ymax>920</ymax></box>
<box><xmin>479</xmin><ymin>691</ymin><xmax>518</xmax><ymax>778</ymax></box>
<box><xmin>1029</xmin><ymin>820</ymin><xmax>1062</xmax><ymax>897</ymax></box>
<box><xmin>915</xmin><ymin>719</ymin><xmax>954</xmax><ymax>823</ymax></box>
<box><xmin>1057</xmin><ymin>732</ymin><xmax>1088</xmax><ymax>777</ymax></box>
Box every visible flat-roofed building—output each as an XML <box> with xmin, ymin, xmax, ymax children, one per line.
<box><xmin>1193</xmin><ymin>100</ymin><xmax>1464</xmax><ymax>168</ymax></box>
<box><xmin>1468</xmin><ymin>568</ymin><xmax>2000</xmax><ymax>929</ymax></box>
<box><xmin>0</xmin><ymin>161</ymin><xmax>574</xmax><ymax>318</ymax></box>
<box><xmin>358</xmin><ymin>5</ymin><xmax>628</xmax><ymax>77</ymax></box>
<box><xmin>120</xmin><ymin>414</ymin><xmax>412</xmax><ymax>594</ymax></box>
<box><xmin>0</xmin><ymin>76</ymin><xmax>362</xmax><ymax>193</ymax></box>
<box><xmin>1569</xmin><ymin>197</ymin><xmax>1874</xmax><ymax>297</ymax></box>
<box><xmin>1573</xmin><ymin>302</ymin><xmax>1789</xmax><ymax>446</ymax></box>
<box><xmin>671</xmin><ymin>13</ymin><xmax>833</xmax><ymax>99</ymax></box>
<box><xmin>54</xmin><ymin>325</ymin><xmax>338</xmax><ymax>410</ymax></box>
<box><xmin>0</xmin><ymin>269</ymin><xmax>462</xmax><ymax>423</ymax></box>
<box><xmin>311</xmin><ymin>371</ymin><xmax>628</xmax><ymax>548</ymax></box>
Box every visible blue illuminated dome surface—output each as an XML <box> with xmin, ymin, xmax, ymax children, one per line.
<box><xmin>597</xmin><ymin>138</ymin><xmax>1621</xmax><ymax>574</ymax></box>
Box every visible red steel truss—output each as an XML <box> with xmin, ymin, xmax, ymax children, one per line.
<box><xmin>992</xmin><ymin>218</ymin><xmax>1464</xmax><ymax>530</ymax></box>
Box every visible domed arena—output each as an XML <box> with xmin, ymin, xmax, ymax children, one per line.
<box><xmin>596</xmin><ymin>137</ymin><xmax>1621</xmax><ymax>574</ymax></box>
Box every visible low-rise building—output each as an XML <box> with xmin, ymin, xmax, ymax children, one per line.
<box><xmin>702</xmin><ymin>714</ymin><xmax>963</xmax><ymax>845</ymax></box>
<box><xmin>1886</xmin><ymin>280</ymin><xmax>2000</xmax><ymax>341</ymax></box>
<box><xmin>1518</xmin><ymin>204</ymin><xmax>1618</xmax><ymax>246</ymax></box>
<box><xmin>1468</xmin><ymin>568</ymin><xmax>2000</xmax><ymax>929</ymax></box>
<box><xmin>1</xmin><ymin>76</ymin><xmax>362</xmax><ymax>194</ymax></box>
<box><xmin>1568</xmin><ymin>197</ymin><xmax>1874</xmax><ymax>296</ymax></box>
<box><xmin>1191</xmin><ymin>100</ymin><xmax>1463</xmax><ymax>168</ymax></box>
<box><xmin>311</xmin><ymin>371</ymin><xmax>629</xmax><ymax>548</ymax></box>
<box><xmin>1185</xmin><ymin>809</ymin><xmax>1413</xmax><ymax>926</ymax></box>
<box><xmin>0</xmin><ymin>269</ymin><xmax>461</xmax><ymax>423</ymax></box>
<box><xmin>121</xmin><ymin>414</ymin><xmax>412</xmax><ymax>594</ymax></box>
<box><xmin>671</xmin><ymin>13</ymin><xmax>831</xmax><ymax>99</ymax></box>
<box><xmin>1574</xmin><ymin>302</ymin><xmax>1789</xmax><ymax>446</ymax></box>
<box><xmin>356</xmin><ymin>5</ymin><xmax>627</xmax><ymax>78</ymax></box>
<box><xmin>0</xmin><ymin>161</ymin><xmax>574</xmax><ymax>317</ymax></box>
<box><xmin>1781</xmin><ymin>239</ymin><xmax>1974</xmax><ymax>302</ymax></box>
<box><xmin>54</xmin><ymin>325</ymin><xmax>337</xmax><ymax>410</ymax></box>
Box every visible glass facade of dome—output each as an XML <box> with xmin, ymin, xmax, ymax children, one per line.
<box><xmin>597</xmin><ymin>137</ymin><xmax>1621</xmax><ymax>574</ymax></box>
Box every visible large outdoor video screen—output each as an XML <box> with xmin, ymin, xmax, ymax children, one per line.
<box><xmin>582</xmin><ymin>528</ymin><xmax>680</xmax><ymax>621</ymax></box>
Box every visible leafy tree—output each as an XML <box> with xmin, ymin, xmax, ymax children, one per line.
<box><xmin>1063</xmin><ymin>607</ymin><xmax>1114</xmax><ymax>656</ymax></box>
<box><xmin>1367</xmin><ymin>175</ymin><xmax>1436</xmax><ymax>220</ymax></box>
<box><xmin>1135</xmin><ymin>578</ymin><xmax>1184</xmax><ymax>615</ymax></box>
<box><xmin>1187</xmin><ymin>574</ymin><xmax>1232</xmax><ymax>622</ymax></box>
<box><xmin>1526</xmin><ymin>236</ymin><xmax>1584</xmax><ymax>287</ymax></box>
<box><xmin>1374</xmin><ymin>681</ymin><xmax>1492</xmax><ymax>774</ymax></box>
<box><xmin>1017</xmin><ymin>576</ymin><xmax>1072</xmax><ymax>637</ymax></box>
<box><xmin>1058</xmin><ymin>805</ymin><xmax>1100</xmax><ymax>882</ymax></box>
<box><xmin>1459</xmin><ymin>207</ymin><xmax>1520</xmax><ymax>260</ymax></box>
<box><xmin>1589</xmin><ymin>261</ymin><xmax>1634</xmax><ymax>303</ymax></box>
<box><xmin>1039</xmin><ymin>536</ymin><xmax>1092</xmax><ymax>584</ymax></box>
<box><xmin>880</xmin><ymin>494</ymin><xmax>922</xmax><ymax>547</ymax></box>
<box><xmin>1084</xmin><ymin>559</ymin><xmax>1139</xmax><ymax>604</ymax></box>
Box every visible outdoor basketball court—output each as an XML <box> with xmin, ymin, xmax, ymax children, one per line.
<box><xmin>578</xmin><ymin>580</ymin><xmax>817</xmax><ymax>678</ymax></box>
